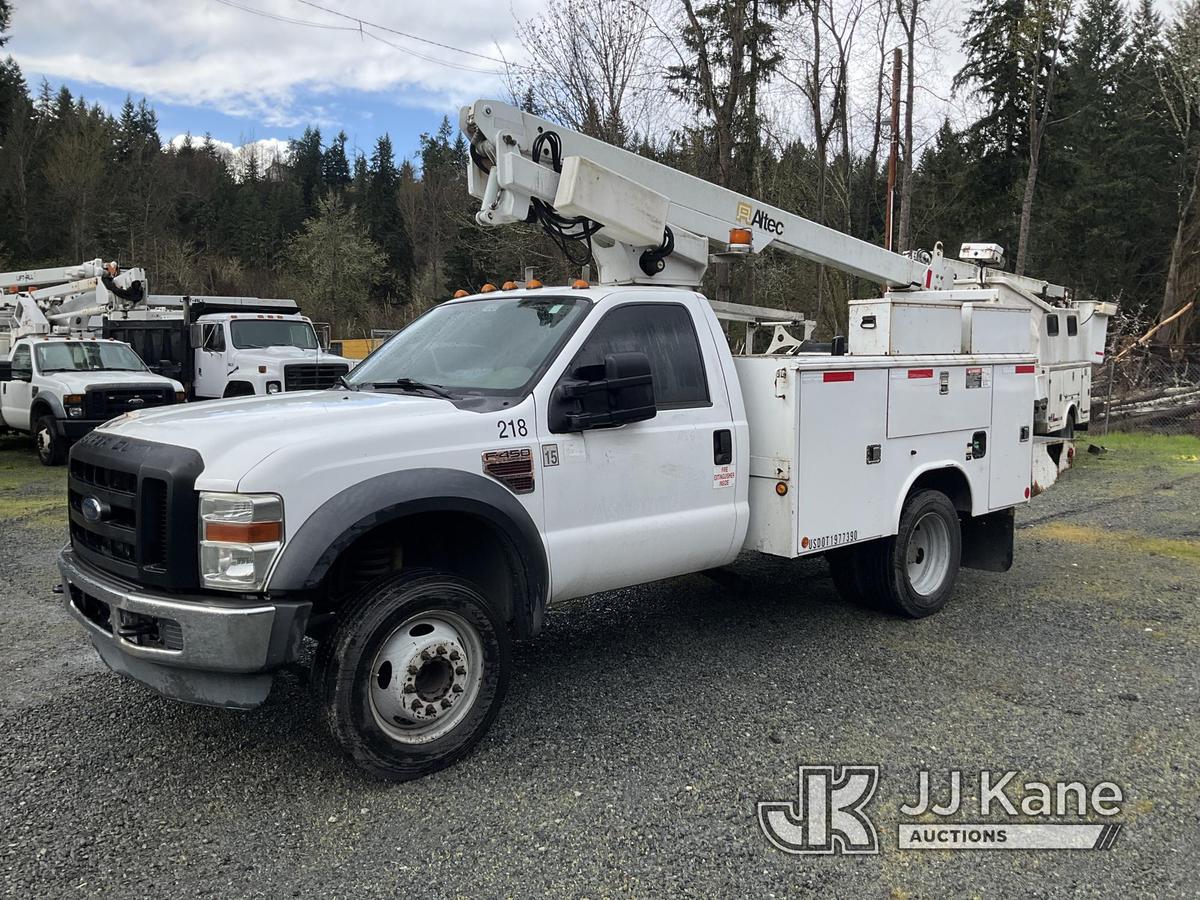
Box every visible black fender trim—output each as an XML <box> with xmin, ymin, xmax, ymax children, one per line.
<box><xmin>268</xmin><ymin>468</ymin><xmax>549</xmax><ymax>637</ymax></box>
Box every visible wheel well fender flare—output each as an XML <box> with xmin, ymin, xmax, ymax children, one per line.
<box><xmin>267</xmin><ymin>468</ymin><xmax>549</xmax><ymax>636</ymax></box>
<box><xmin>30</xmin><ymin>395</ymin><xmax>61</xmax><ymax>421</ymax></box>
<box><xmin>892</xmin><ymin>462</ymin><xmax>974</xmax><ymax>530</ymax></box>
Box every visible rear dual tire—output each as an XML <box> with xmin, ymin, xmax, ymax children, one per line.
<box><xmin>826</xmin><ymin>490</ymin><xmax>962</xmax><ymax>618</ymax></box>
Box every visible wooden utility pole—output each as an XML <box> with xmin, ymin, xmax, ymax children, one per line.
<box><xmin>885</xmin><ymin>48</ymin><xmax>901</xmax><ymax>251</ymax></box>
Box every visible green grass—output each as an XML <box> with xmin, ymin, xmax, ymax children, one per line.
<box><xmin>1075</xmin><ymin>430</ymin><xmax>1200</xmax><ymax>470</ymax></box>
<box><xmin>0</xmin><ymin>433</ymin><xmax>67</xmax><ymax>523</ymax></box>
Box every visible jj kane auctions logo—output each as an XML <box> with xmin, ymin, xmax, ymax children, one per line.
<box><xmin>759</xmin><ymin>766</ymin><xmax>1124</xmax><ymax>854</ymax></box>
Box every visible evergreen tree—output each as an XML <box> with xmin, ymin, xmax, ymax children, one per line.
<box><xmin>322</xmin><ymin>130</ymin><xmax>350</xmax><ymax>192</ymax></box>
<box><xmin>289</xmin><ymin>126</ymin><xmax>323</xmax><ymax>216</ymax></box>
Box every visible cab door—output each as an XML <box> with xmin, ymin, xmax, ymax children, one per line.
<box><xmin>193</xmin><ymin>321</ymin><xmax>228</xmax><ymax>399</ymax></box>
<box><xmin>1</xmin><ymin>343</ymin><xmax>34</xmax><ymax>431</ymax></box>
<box><xmin>533</xmin><ymin>295</ymin><xmax>740</xmax><ymax>602</ymax></box>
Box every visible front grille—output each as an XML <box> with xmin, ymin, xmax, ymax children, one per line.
<box><xmin>68</xmin><ymin>432</ymin><xmax>203</xmax><ymax>590</ymax></box>
<box><xmin>283</xmin><ymin>363</ymin><xmax>349</xmax><ymax>391</ymax></box>
<box><xmin>85</xmin><ymin>384</ymin><xmax>175</xmax><ymax>420</ymax></box>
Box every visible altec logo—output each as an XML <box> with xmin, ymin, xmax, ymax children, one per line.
<box><xmin>758</xmin><ymin>765</ymin><xmax>880</xmax><ymax>855</ymax></box>
<box><xmin>735</xmin><ymin>201</ymin><xmax>785</xmax><ymax>236</ymax></box>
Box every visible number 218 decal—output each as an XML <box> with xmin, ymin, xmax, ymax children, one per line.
<box><xmin>497</xmin><ymin>418</ymin><xmax>528</xmax><ymax>438</ymax></box>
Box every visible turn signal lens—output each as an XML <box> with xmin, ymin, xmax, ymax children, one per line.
<box><xmin>204</xmin><ymin>521</ymin><xmax>283</xmax><ymax>543</ymax></box>
<box><xmin>175</xmin><ymin>391</ymin><xmax>186</xmax><ymax>403</ymax></box>
<box><xmin>63</xmin><ymin>394</ymin><xmax>84</xmax><ymax>405</ymax></box>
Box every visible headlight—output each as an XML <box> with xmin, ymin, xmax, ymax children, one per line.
<box><xmin>68</xmin><ymin>407</ymin><xmax>84</xmax><ymax>418</ymax></box>
<box><xmin>199</xmin><ymin>492</ymin><xmax>284</xmax><ymax>591</ymax></box>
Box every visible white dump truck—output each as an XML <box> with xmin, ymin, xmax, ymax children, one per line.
<box><xmin>60</xmin><ymin>101</ymin><xmax>1054</xmax><ymax>780</ymax></box>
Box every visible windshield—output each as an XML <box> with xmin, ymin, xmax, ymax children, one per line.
<box><xmin>230</xmin><ymin>319</ymin><xmax>318</xmax><ymax>350</ymax></box>
<box><xmin>35</xmin><ymin>341</ymin><xmax>147</xmax><ymax>373</ymax></box>
<box><xmin>348</xmin><ymin>296</ymin><xmax>590</xmax><ymax>395</ymax></box>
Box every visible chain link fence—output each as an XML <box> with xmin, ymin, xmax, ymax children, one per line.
<box><xmin>1092</xmin><ymin>342</ymin><xmax>1200</xmax><ymax>435</ymax></box>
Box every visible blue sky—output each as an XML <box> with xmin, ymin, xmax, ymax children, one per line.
<box><xmin>7</xmin><ymin>0</ymin><xmax>544</xmax><ymax>164</ymax></box>
<box><xmin>38</xmin><ymin>78</ymin><xmax>454</xmax><ymax>164</ymax></box>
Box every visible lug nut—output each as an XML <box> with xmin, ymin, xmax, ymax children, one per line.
<box><xmin>411</xmin><ymin>699</ymin><xmax>421</xmax><ymax>710</ymax></box>
<box><xmin>436</xmin><ymin>645</ymin><xmax>447</xmax><ymax>655</ymax></box>
<box><xmin>425</xmin><ymin>704</ymin><xmax>436</xmax><ymax>715</ymax></box>
<box><xmin>421</xmin><ymin>649</ymin><xmax>433</xmax><ymax>660</ymax></box>
<box><xmin>448</xmin><ymin>650</ymin><xmax>460</xmax><ymax>661</ymax></box>
<box><xmin>441</xmin><ymin>698</ymin><xmax>452</xmax><ymax>709</ymax></box>
<box><xmin>451</xmin><ymin>684</ymin><xmax>463</xmax><ymax>694</ymax></box>
<box><xmin>403</xmin><ymin>684</ymin><xmax>415</xmax><ymax>693</ymax></box>
<box><xmin>455</xmin><ymin>666</ymin><xmax>467</xmax><ymax>675</ymax></box>
<box><xmin>407</xmin><ymin>665</ymin><xmax>419</xmax><ymax>675</ymax></box>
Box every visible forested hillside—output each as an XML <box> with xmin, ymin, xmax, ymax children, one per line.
<box><xmin>0</xmin><ymin>0</ymin><xmax>1197</xmax><ymax>344</ymax></box>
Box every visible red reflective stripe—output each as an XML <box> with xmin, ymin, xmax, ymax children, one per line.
<box><xmin>1015</xmin><ymin>364</ymin><xmax>1036</xmax><ymax>374</ymax></box>
<box><xmin>823</xmin><ymin>371</ymin><xmax>855</xmax><ymax>382</ymax></box>
<box><xmin>1094</xmin><ymin>351</ymin><xmax>1105</xmax><ymax>356</ymax></box>
<box><xmin>908</xmin><ymin>368</ymin><xmax>933</xmax><ymax>379</ymax></box>
<box><xmin>925</xmin><ymin>269</ymin><xmax>933</xmax><ymax>287</ymax></box>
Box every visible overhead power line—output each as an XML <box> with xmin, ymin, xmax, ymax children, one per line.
<box><xmin>208</xmin><ymin>0</ymin><xmax>532</xmax><ymax>75</ymax></box>
<box><xmin>289</xmin><ymin>0</ymin><xmax>536</xmax><ymax>70</ymax></box>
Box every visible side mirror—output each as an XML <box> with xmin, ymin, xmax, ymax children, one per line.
<box><xmin>188</xmin><ymin>323</ymin><xmax>204</xmax><ymax>349</ymax></box>
<box><xmin>549</xmin><ymin>351</ymin><xmax>656</xmax><ymax>433</ymax></box>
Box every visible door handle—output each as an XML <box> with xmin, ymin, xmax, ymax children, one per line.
<box><xmin>713</xmin><ymin>429</ymin><xmax>732</xmax><ymax>465</ymax></box>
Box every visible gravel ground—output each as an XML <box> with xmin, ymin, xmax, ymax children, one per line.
<box><xmin>1</xmin><ymin>432</ymin><xmax>1197</xmax><ymax>898</ymax></box>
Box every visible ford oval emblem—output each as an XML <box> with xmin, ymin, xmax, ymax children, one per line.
<box><xmin>128</xmin><ymin>397</ymin><xmax>145</xmax><ymax>407</ymax></box>
<box><xmin>81</xmin><ymin>496</ymin><xmax>108</xmax><ymax>523</ymax></box>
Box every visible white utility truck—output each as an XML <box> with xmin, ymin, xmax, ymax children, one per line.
<box><xmin>54</xmin><ymin>293</ymin><xmax>355</xmax><ymax>399</ymax></box>
<box><xmin>1</xmin><ymin>271</ymin><xmax>182</xmax><ymax>465</ymax></box>
<box><xmin>61</xmin><ymin>100</ymin><xmax>1046</xmax><ymax>780</ymax></box>
<box><xmin>937</xmin><ymin>242</ymin><xmax>1115</xmax><ymax>437</ymax></box>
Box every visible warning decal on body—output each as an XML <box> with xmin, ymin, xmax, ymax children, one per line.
<box><xmin>965</xmin><ymin>367</ymin><xmax>990</xmax><ymax>389</ymax></box>
<box><xmin>713</xmin><ymin>465</ymin><xmax>735</xmax><ymax>489</ymax></box>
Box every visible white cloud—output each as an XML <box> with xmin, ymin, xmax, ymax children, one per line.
<box><xmin>8</xmin><ymin>0</ymin><xmax>546</xmax><ymax>127</ymax></box>
<box><xmin>167</xmin><ymin>134</ymin><xmax>292</xmax><ymax>178</ymax></box>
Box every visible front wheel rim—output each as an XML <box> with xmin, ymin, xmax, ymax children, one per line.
<box><xmin>36</xmin><ymin>427</ymin><xmax>53</xmax><ymax>458</ymax></box>
<box><xmin>368</xmin><ymin>609</ymin><xmax>486</xmax><ymax>745</ymax></box>
<box><xmin>905</xmin><ymin>511</ymin><xmax>952</xmax><ymax>596</ymax></box>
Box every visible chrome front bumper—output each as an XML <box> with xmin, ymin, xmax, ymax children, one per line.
<box><xmin>58</xmin><ymin>546</ymin><xmax>310</xmax><ymax>709</ymax></box>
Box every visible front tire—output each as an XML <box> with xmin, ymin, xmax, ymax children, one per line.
<box><xmin>34</xmin><ymin>415</ymin><xmax>65</xmax><ymax>466</ymax></box>
<box><xmin>316</xmin><ymin>571</ymin><xmax>511</xmax><ymax>780</ymax></box>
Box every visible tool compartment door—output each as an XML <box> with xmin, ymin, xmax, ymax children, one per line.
<box><xmin>887</xmin><ymin>365</ymin><xmax>991</xmax><ymax>439</ymax></box>
<box><xmin>796</xmin><ymin>368</ymin><xmax>890</xmax><ymax>552</ymax></box>
<box><xmin>989</xmin><ymin>363</ymin><xmax>1035</xmax><ymax>509</ymax></box>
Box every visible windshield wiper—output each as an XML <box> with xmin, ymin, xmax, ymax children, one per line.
<box><xmin>376</xmin><ymin>378</ymin><xmax>456</xmax><ymax>400</ymax></box>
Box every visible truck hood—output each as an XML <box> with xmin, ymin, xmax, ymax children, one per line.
<box><xmin>45</xmin><ymin>370</ymin><xmax>183</xmax><ymax>393</ymax></box>
<box><xmin>96</xmin><ymin>389</ymin><xmax>463</xmax><ymax>490</ymax></box>
<box><xmin>232</xmin><ymin>346</ymin><xmax>354</xmax><ymax>366</ymax></box>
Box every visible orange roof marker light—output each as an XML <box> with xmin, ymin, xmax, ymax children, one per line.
<box><xmin>480</xmin><ymin>283</ymin><xmax>498</xmax><ymax>293</ymax></box>
<box><xmin>453</xmin><ymin>289</ymin><xmax>469</xmax><ymax>298</ymax></box>
<box><xmin>502</xmin><ymin>281</ymin><xmax>519</xmax><ymax>290</ymax></box>
<box><xmin>571</xmin><ymin>279</ymin><xmax>590</xmax><ymax>289</ymax></box>
<box><xmin>526</xmin><ymin>278</ymin><xmax>543</xmax><ymax>289</ymax></box>
<box><xmin>727</xmin><ymin>227</ymin><xmax>753</xmax><ymax>254</ymax></box>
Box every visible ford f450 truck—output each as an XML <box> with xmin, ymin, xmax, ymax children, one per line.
<box><xmin>59</xmin><ymin>101</ymin><xmax>1047</xmax><ymax>779</ymax></box>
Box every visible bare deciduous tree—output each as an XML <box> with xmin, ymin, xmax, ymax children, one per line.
<box><xmin>508</xmin><ymin>0</ymin><xmax>653</xmax><ymax>145</ymax></box>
